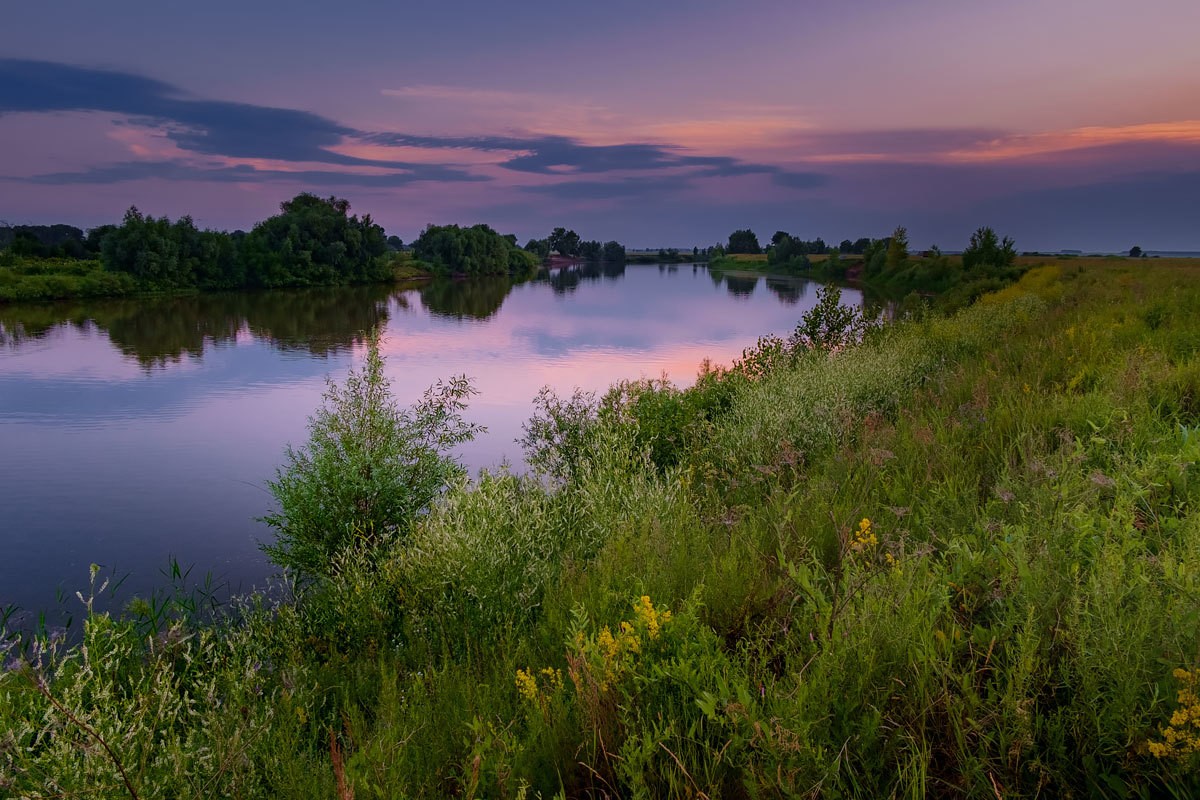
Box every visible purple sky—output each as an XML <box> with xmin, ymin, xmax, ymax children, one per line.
<box><xmin>2</xmin><ymin>0</ymin><xmax>1198</xmax><ymax>250</ymax></box>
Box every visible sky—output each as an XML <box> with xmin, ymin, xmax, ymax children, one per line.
<box><xmin>1</xmin><ymin>0</ymin><xmax>1198</xmax><ymax>250</ymax></box>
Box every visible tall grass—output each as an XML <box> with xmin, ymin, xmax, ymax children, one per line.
<box><xmin>3</xmin><ymin>261</ymin><xmax>1200</xmax><ymax>797</ymax></box>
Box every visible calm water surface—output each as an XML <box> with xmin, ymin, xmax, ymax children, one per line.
<box><xmin>0</xmin><ymin>264</ymin><xmax>866</xmax><ymax>621</ymax></box>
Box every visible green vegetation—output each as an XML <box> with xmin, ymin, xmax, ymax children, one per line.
<box><xmin>727</xmin><ymin>228</ymin><xmax>762</xmax><ymax>254</ymax></box>
<box><xmin>0</xmin><ymin>256</ymin><xmax>137</xmax><ymax>303</ymax></box>
<box><xmin>710</xmin><ymin>225</ymin><xmax>1036</xmax><ymax>311</ymax></box>
<box><xmin>4</xmin><ymin>260</ymin><xmax>1200</xmax><ymax>796</ymax></box>
<box><xmin>523</xmin><ymin>228</ymin><xmax>626</xmax><ymax>264</ymax></box>
<box><xmin>412</xmin><ymin>223</ymin><xmax>540</xmax><ymax>278</ymax></box>
<box><xmin>0</xmin><ymin>194</ymin><xmax>415</xmax><ymax>303</ymax></box>
<box><xmin>263</xmin><ymin>342</ymin><xmax>481</xmax><ymax>578</ymax></box>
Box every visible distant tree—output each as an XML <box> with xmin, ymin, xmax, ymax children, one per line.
<box><xmin>727</xmin><ymin>229</ymin><xmax>761</xmax><ymax>254</ymax></box>
<box><xmin>241</xmin><ymin>194</ymin><xmax>389</xmax><ymax>288</ymax></box>
<box><xmin>823</xmin><ymin>248</ymin><xmax>846</xmax><ymax>278</ymax></box>
<box><xmin>885</xmin><ymin>226</ymin><xmax>909</xmax><ymax>271</ymax></box>
<box><xmin>387</xmin><ymin>235</ymin><xmax>404</xmax><ymax>251</ymax></box>
<box><xmin>579</xmin><ymin>240</ymin><xmax>602</xmax><ymax>262</ymax></box>
<box><xmin>1129</xmin><ymin>245</ymin><xmax>1143</xmax><ymax>258</ymax></box>
<box><xmin>767</xmin><ymin>234</ymin><xmax>810</xmax><ymax>270</ymax></box>
<box><xmin>864</xmin><ymin>238</ymin><xmax>888</xmax><ymax>277</ymax></box>
<box><xmin>839</xmin><ymin>239</ymin><xmax>854</xmax><ymax>254</ymax></box>
<box><xmin>86</xmin><ymin>225</ymin><xmax>118</xmax><ymax>255</ymax></box>
<box><xmin>10</xmin><ymin>231</ymin><xmax>49</xmax><ymax>258</ymax></box>
<box><xmin>602</xmin><ymin>241</ymin><xmax>626</xmax><ymax>263</ymax></box>
<box><xmin>524</xmin><ymin>238</ymin><xmax>550</xmax><ymax>259</ymax></box>
<box><xmin>413</xmin><ymin>222</ymin><xmax>536</xmax><ymax>276</ymax></box>
<box><xmin>771</xmin><ymin>230</ymin><xmax>791</xmax><ymax>247</ymax></box>
<box><xmin>961</xmin><ymin>226</ymin><xmax>1016</xmax><ymax>271</ymax></box>
<box><xmin>548</xmin><ymin>227</ymin><xmax>581</xmax><ymax>257</ymax></box>
<box><xmin>102</xmin><ymin>207</ymin><xmax>188</xmax><ymax>288</ymax></box>
<box><xmin>851</xmin><ymin>237</ymin><xmax>871</xmax><ymax>254</ymax></box>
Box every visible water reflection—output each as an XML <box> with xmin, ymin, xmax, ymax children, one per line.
<box><xmin>724</xmin><ymin>274</ymin><xmax>758</xmax><ymax>297</ymax></box>
<box><xmin>0</xmin><ymin>284</ymin><xmax>400</xmax><ymax>367</ymax></box>
<box><xmin>765</xmin><ymin>275</ymin><xmax>808</xmax><ymax>305</ymax></box>
<box><xmin>544</xmin><ymin>261</ymin><xmax>627</xmax><ymax>295</ymax></box>
<box><xmin>420</xmin><ymin>277</ymin><xmax>515</xmax><ymax>321</ymax></box>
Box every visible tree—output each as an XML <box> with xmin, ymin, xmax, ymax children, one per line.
<box><xmin>727</xmin><ymin>229</ymin><xmax>761</xmax><ymax>254</ymax></box>
<box><xmin>524</xmin><ymin>238</ymin><xmax>551</xmax><ymax>259</ymax></box>
<box><xmin>885</xmin><ymin>225</ymin><xmax>909</xmax><ymax>272</ymax></box>
<box><xmin>241</xmin><ymin>193</ymin><xmax>390</xmax><ymax>288</ymax></box>
<box><xmin>961</xmin><ymin>226</ymin><xmax>1016</xmax><ymax>271</ymax></box>
<box><xmin>771</xmin><ymin>230</ymin><xmax>791</xmax><ymax>247</ymax></box>
<box><xmin>602</xmin><ymin>241</ymin><xmax>627</xmax><ymax>262</ymax></box>
<box><xmin>789</xmin><ymin>284</ymin><xmax>877</xmax><ymax>352</ymax></box>
<box><xmin>548</xmin><ymin>227</ymin><xmax>581</xmax><ymax>257</ymax></box>
<box><xmin>1129</xmin><ymin>246</ymin><xmax>1143</xmax><ymax>258</ymax></box>
<box><xmin>263</xmin><ymin>336</ymin><xmax>481</xmax><ymax>577</ymax></box>
<box><xmin>387</xmin><ymin>235</ymin><xmax>404</xmax><ymax>251</ymax></box>
<box><xmin>413</xmin><ymin>223</ymin><xmax>535</xmax><ymax>276</ymax></box>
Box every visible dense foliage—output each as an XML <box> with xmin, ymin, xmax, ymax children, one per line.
<box><xmin>263</xmin><ymin>339</ymin><xmax>481</xmax><ymax>578</ymax></box>
<box><xmin>102</xmin><ymin>195</ymin><xmax>392</xmax><ymax>290</ymax></box>
<box><xmin>1</xmin><ymin>194</ymin><xmax>408</xmax><ymax>302</ymax></box>
<box><xmin>726</xmin><ymin>228</ymin><xmax>761</xmax><ymax>254</ymax></box>
<box><xmin>961</xmin><ymin>225</ymin><xmax>1017</xmax><ymax>271</ymax></box>
<box><xmin>522</xmin><ymin>228</ymin><xmax>626</xmax><ymax>265</ymax></box>
<box><xmin>412</xmin><ymin>223</ymin><xmax>540</xmax><ymax>277</ymax></box>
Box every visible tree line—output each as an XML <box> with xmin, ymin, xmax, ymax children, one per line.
<box><xmin>521</xmin><ymin>227</ymin><xmax>626</xmax><ymax>264</ymax></box>
<box><xmin>5</xmin><ymin>196</ymin><xmax>629</xmax><ymax>302</ymax></box>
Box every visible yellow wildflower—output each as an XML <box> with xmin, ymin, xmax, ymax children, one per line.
<box><xmin>849</xmin><ymin>517</ymin><xmax>877</xmax><ymax>553</ymax></box>
<box><xmin>515</xmin><ymin>669</ymin><xmax>540</xmax><ymax>704</ymax></box>
<box><xmin>1148</xmin><ymin>668</ymin><xmax>1200</xmax><ymax>760</ymax></box>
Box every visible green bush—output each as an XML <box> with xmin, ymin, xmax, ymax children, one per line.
<box><xmin>262</xmin><ymin>335</ymin><xmax>481</xmax><ymax>578</ymax></box>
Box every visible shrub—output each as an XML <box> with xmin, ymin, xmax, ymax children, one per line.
<box><xmin>262</xmin><ymin>335</ymin><xmax>481</xmax><ymax>577</ymax></box>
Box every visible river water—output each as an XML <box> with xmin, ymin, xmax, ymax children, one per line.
<box><xmin>0</xmin><ymin>263</ymin><xmax>868</xmax><ymax>622</ymax></box>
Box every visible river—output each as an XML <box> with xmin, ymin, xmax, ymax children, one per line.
<box><xmin>0</xmin><ymin>263</ymin><xmax>870</xmax><ymax>623</ymax></box>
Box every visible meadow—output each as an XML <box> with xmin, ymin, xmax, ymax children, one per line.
<box><xmin>3</xmin><ymin>259</ymin><xmax>1199</xmax><ymax>798</ymax></box>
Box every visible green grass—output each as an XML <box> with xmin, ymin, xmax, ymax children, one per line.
<box><xmin>0</xmin><ymin>256</ymin><xmax>138</xmax><ymax>302</ymax></box>
<box><xmin>4</xmin><ymin>260</ymin><xmax>1200</xmax><ymax>797</ymax></box>
<box><xmin>0</xmin><ymin>251</ymin><xmax>434</xmax><ymax>305</ymax></box>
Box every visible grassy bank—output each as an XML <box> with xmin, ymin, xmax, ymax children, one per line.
<box><xmin>0</xmin><ymin>251</ymin><xmax>435</xmax><ymax>304</ymax></box>
<box><xmin>3</xmin><ymin>260</ymin><xmax>1200</xmax><ymax>797</ymax></box>
<box><xmin>0</xmin><ymin>256</ymin><xmax>138</xmax><ymax>302</ymax></box>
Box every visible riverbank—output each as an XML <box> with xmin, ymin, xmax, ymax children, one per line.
<box><xmin>4</xmin><ymin>260</ymin><xmax>1200</xmax><ymax>796</ymax></box>
<box><xmin>0</xmin><ymin>252</ymin><xmax>435</xmax><ymax>304</ymax></box>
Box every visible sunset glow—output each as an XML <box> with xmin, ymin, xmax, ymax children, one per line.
<box><xmin>2</xmin><ymin>0</ymin><xmax>1198</xmax><ymax>249</ymax></box>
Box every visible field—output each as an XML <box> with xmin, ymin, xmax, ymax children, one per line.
<box><xmin>3</xmin><ymin>260</ymin><xmax>1200</xmax><ymax>797</ymax></box>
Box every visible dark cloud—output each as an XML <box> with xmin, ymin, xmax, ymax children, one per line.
<box><xmin>0</xmin><ymin>58</ymin><xmax>370</xmax><ymax>166</ymax></box>
<box><xmin>24</xmin><ymin>160</ymin><xmax>486</xmax><ymax>187</ymax></box>
<box><xmin>365</xmin><ymin>131</ymin><xmax>815</xmax><ymax>181</ymax></box>
<box><xmin>0</xmin><ymin>58</ymin><xmax>826</xmax><ymax>194</ymax></box>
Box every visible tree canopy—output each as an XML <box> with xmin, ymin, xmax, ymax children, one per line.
<box><xmin>961</xmin><ymin>226</ymin><xmax>1016</xmax><ymax>271</ymax></box>
<box><xmin>727</xmin><ymin>229</ymin><xmax>761</xmax><ymax>254</ymax></box>
<box><xmin>412</xmin><ymin>223</ymin><xmax>539</xmax><ymax>277</ymax></box>
<box><xmin>95</xmin><ymin>193</ymin><xmax>397</xmax><ymax>291</ymax></box>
